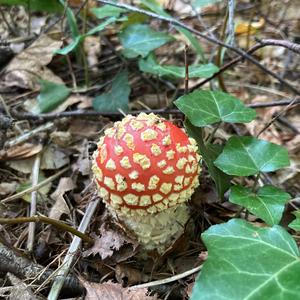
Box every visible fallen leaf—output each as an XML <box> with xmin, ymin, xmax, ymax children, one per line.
<box><xmin>74</xmin><ymin>140</ymin><xmax>91</xmax><ymax>176</ymax></box>
<box><xmin>69</xmin><ymin>119</ymin><xmax>106</xmax><ymax>139</ymax></box>
<box><xmin>41</xmin><ymin>145</ymin><xmax>70</xmax><ymax>170</ymax></box>
<box><xmin>84</xmin><ymin>36</ymin><xmax>101</xmax><ymax>73</ymax></box>
<box><xmin>0</xmin><ymin>182</ymin><xmax>18</xmax><ymax>197</ymax></box>
<box><xmin>82</xmin><ymin>280</ymin><xmax>159</xmax><ymax>300</ymax></box>
<box><xmin>83</xmin><ymin>223</ymin><xmax>138</xmax><ymax>260</ymax></box>
<box><xmin>235</xmin><ymin>17</ymin><xmax>265</xmax><ymax>35</ymax></box>
<box><xmin>3</xmin><ymin>35</ymin><xmax>63</xmax><ymax>89</ymax></box>
<box><xmin>50</xmin><ymin>131</ymin><xmax>72</xmax><ymax>147</ymax></box>
<box><xmin>2</xmin><ymin>143</ymin><xmax>42</xmax><ymax>161</ymax></box>
<box><xmin>49</xmin><ymin>177</ymin><xmax>74</xmax><ymax>220</ymax></box>
<box><xmin>7</xmin><ymin>273</ymin><xmax>40</xmax><ymax>300</ymax></box>
<box><xmin>52</xmin><ymin>95</ymin><xmax>92</xmax><ymax>113</ymax></box>
<box><xmin>115</xmin><ymin>264</ymin><xmax>149</xmax><ymax>285</ymax></box>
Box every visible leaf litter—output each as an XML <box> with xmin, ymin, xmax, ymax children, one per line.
<box><xmin>0</xmin><ymin>1</ymin><xmax>299</xmax><ymax>299</ymax></box>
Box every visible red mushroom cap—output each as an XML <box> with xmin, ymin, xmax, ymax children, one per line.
<box><xmin>92</xmin><ymin>113</ymin><xmax>201</xmax><ymax>216</ymax></box>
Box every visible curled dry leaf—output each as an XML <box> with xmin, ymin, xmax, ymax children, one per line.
<box><xmin>49</xmin><ymin>177</ymin><xmax>74</xmax><ymax>220</ymax></box>
<box><xmin>51</xmin><ymin>95</ymin><xmax>92</xmax><ymax>114</ymax></box>
<box><xmin>82</xmin><ymin>280</ymin><xmax>160</xmax><ymax>300</ymax></box>
<box><xmin>2</xmin><ymin>143</ymin><xmax>43</xmax><ymax>161</ymax></box>
<box><xmin>115</xmin><ymin>264</ymin><xmax>149</xmax><ymax>286</ymax></box>
<box><xmin>3</xmin><ymin>35</ymin><xmax>63</xmax><ymax>89</ymax></box>
<box><xmin>83</xmin><ymin>223</ymin><xmax>138</xmax><ymax>261</ymax></box>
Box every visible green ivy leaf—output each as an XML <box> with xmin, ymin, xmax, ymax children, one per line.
<box><xmin>184</xmin><ymin>119</ymin><xmax>231</xmax><ymax>198</ymax></box>
<box><xmin>214</xmin><ymin>136</ymin><xmax>290</xmax><ymax>176</ymax></box>
<box><xmin>91</xmin><ymin>5</ymin><xmax>127</xmax><ymax>19</ymax></box>
<box><xmin>140</xmin><ymin>0</ymin><xmax>205</xmax><ymax>60</ymax></box>
<box><xmin>93</xmin><ymin>70</ymin><xmax>130</xmax><ymax>112</ymax></box>
<box><xmin>230</xmin><ymin>185</ymin><xmax>291</xmax><ymax>225</ymax></box>
<box><xmin>139</xmin><ymin>54</ymin><xmax>218</xmax><ymax>78</ymax></box>
<box><xmin>191</xmin><ymin>219</ymin><xmax>300</xmax><ymax>300</ymax></box>
<box><xmin>289</xmin><ymin>211</ymin><xmax>300</xmax><ymax>231</ymax></box>
<box><xmin>38</xmin><ymin>80</ymin><xmax>71</xmax><ymax>113</ymax></box>
<box><xmin>175</xmin><ymin>90</ymin><xmax>256</xmax><ymax>127</ymax></box>
<box><xmin>119</xmin><ymin>24</ymin><xmax>173</xmax><ymax>58</ymax></box>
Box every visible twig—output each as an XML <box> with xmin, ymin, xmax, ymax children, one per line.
<box><xmin>0</xmin><ymin>215</ymin><xmax>93</xmax><ymax>244</ymax></box>
<box><xmin>97</xmin><ymin>0</ymin><xmax>300</xmax><ymax>95</ymax></box>
<box><xmin>256</xmin><ymin>97</ymin><xmax>298</xmax><ymax>138</ymax></box>
<box><xmin>192</xmin><ymin>39</ymin><xmax>300</xmax><ymax>91</ymax></box>
<box><xmin>27</xmin><ymin>153</ymin><xmax>41</xmax><ymax>252</ymax></box>
<box><xmin>10</xmin><ymin>97</ymin><xmax>300</xmax><ymax>121</ymax></box>
<box><xmin>0</xmin><ymin>238</ymin><xmax>84</xmax><ymax>297</ymax></box>
<box><xmin>255</xmin><ymin>38</ymin><xmax>300</xmax><ymax>55</ymax></box>
<box><xmin>1</xmin><ymin>166</ymin><xmax>70</xmax><ymax>203</ymax></box>
<box><xmin>184</xmin><ymin>45</ymin><xmax>189</xmax><ymax>94</ymax></box>
<box><xmin>4</xmin><ymin>122</ymin><xmax>54</xmax><ymax>148</ymax></box>
<box><xmin>47</xmin><ymin>200</ymin><xmax>99</xmax><ymax>300</ymax></box>
<box><xmin>227</xmin><ymin>0</ymin><xmax>235</xmax><ymax>46</ymax></box>
<box><xmin>216</xmin><ymin>7</ymin><xmax>229</xmax><ymax>92</ymax></box>
<box><xmin>129</xmin><ymin>265</ymin><xmax>202</xmax><ymax>290</ymax></box>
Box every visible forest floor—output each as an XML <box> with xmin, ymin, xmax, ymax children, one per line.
<box><xmin>0</xmin><ymin>0</ymin><xmax>299</xmax><ymax>299</ymax></box>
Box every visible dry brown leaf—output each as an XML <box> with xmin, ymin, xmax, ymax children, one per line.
<box><xmin>69</xmin><ymin>119</ymin><xmax>105</xmax><ymax>139</ymax></box>
<box><xmin>74</xmin><ymin>140</ymin><xmax>91</xmax><ymax>176</ymax></box>
<box><xmin>3</xmin><ymin>35</ymin><xmax>63</xmax><ymax>89</ymax></box>
<box><xmin>277</xmin><ymin>156</ymin><xmax>300</xmax><ymax>185</ymax></box>
<box><xmin>82</xmin><ymin>280</ymin><xmax>159</xmax><ymax>300</ymax></box>
<box><xmin>0</xmin><ymin>182</ymin><xmax>18</xmax><ymax>196</ymax></box>
<box><xmin>84</xmin><ymin>36</ymin><xmax>101</xmax><ymax>73</ymax></box>
<box><xmin>2</xmin><ymin>143</ymin><xmax>42</xmax><ymax>161</ymax></box>
<box><xmin>52</xmin><ymin>95</ymin><xmax>92</xmax><ymax>114</ymax></box>
<box><xmin>41</xmin><ymin>145</ymin><xmax>70</xmax><ymax>170</ymax></box>
<box><xmin>49</xmin><ymin>177</ymin><xmax>74</xmax><ymax>220</ymax></box>
<box><xmin>7</xmin><ymin>273</ymin><xmax>40</xmax><ymax>300</ymax></box>
<box><xmin>83</xmin><ymin>223</ymin><xmax>138</xmax><ymax>260</ymax></box>
<box><xmin>115</xmin><ymin>264</ymin><xmax>149</xmax><ymax>286</ymax></box>
<box><xmin>50</xmin><ymin>131</ymin><xmax>72</xmax><ymax>147</ymax></box>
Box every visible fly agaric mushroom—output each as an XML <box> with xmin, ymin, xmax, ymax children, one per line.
<box><xmin>92</xmin><ymin>113</ymin><xmax>201</xmax><ymax>252</ymax></box>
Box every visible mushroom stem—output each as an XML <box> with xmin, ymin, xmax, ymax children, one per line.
<box><xmin>110</xmin><ymin>204</ymin><xmax>189</xmax><ymax>253</ymax></box>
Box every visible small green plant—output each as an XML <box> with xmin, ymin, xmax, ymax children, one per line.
<box><xmin>175</xmin><ymin>89</ymin><xmax>299</xmax><ymax>299</ymax></box>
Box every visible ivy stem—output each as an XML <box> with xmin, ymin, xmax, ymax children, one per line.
<box><xmin>0</xmin><ymin>215</ymin><xmax>94</xmax><ymax>245</ymax></box>
<box><xmin>252</xmin><ymin>173</ymin><xmax>260</xmax><ymax>193</ymax></box>
<box><xmin>206</xmin><ymin>122</ymin><xmax>221</xmax><ymax>144</ymax></box>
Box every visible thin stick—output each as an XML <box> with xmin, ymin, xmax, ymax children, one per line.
<box><xmin>0</xmin><ymin>215</ymin><xmax>93</xmax><ymax>244</ymax></box>
<box><xmin>27</xmin><ymin>153</ymin><xmax>41</xmax><ymax>252</ymax></box>
<box><xmin>4</xmin><ymin>122</ymin><xmax>54</xmax><ymax>148</ymax></box>
<box><xmin>129</xmin><ymin>265</ymin><xmax>202</xmax><ymax>290</ymax></box>
<box><xmin>192</xmin><ymin>39</ymin><xmax>300</xmax><ymax>91</ymax></box>
<box><xmin>1</xmin><ymin>166</ymin><xmax>70</xmax><ymax>203</ymax></box>
<box><xmin>184</xmin><ymin>45</ymin><xmax>189</xmax><ymax>94</ymax></box>
<box><xmin>97</xmin><ymin>0</ymin><xmax>300</xmax><ymax>95</ymax></box>
<box><xmin>227</xmin><ymin>0</ymin><xmax>235</xmax><ymax>46</ymax></box>
<box><xmin>10</xmin><ymin>97</ymin><xmax>300</xmax><ymax>121</ymax></box>
<box><xmin>47</xmin><ymin>200</ymin><xmax>99</xmax><ymax>300</ymax></box>
<box><xmin>256</xmin><ymin>96</ymin><xmax>298</xmax><ymax>138</ymax></box>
